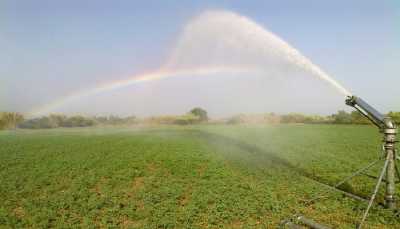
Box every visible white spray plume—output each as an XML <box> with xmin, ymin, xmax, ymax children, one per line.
<box><xmin>27</xmin><ymin>10</ymin><xmax>351</xmax><ymax>117</ymax></box>
<box><xmin>166</xmin><ymin>10</ymin><xmax>351</xmax><ymax>96</ymax></box>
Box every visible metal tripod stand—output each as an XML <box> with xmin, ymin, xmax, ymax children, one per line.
<box><xmin>282</xmin><ymin>96</ymin><xmax>398</xmax><ymax>229</ymax></box>
<box><xmin>324</xmin><ymin>96</ymin><xmax>399</xmax><ymax>228</ymax></box>
<box><xmin>345</xmin><ymin>96</ymin><xmax>398</xmax><ymax>227</ymax></box>
<box><xmin>282</xmin><ymin>132</ymin><xmax>398</xmax><ymax>229</ymax></box>
<box><xmin>356</xmin><ymin>125</ymin><xmax>398</xmax><ymax>228</ymax></box>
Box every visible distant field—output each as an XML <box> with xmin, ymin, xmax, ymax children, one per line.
<box><xmin>0</xmin><ymin>125</ymin><xmax>399</xmax><ymax>228</ymax></box>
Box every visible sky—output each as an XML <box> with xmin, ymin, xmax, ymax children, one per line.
<box><xmin>1</xmin><ymin>0</ymin><xmax>399</xmax><ymax>118</ymax></box>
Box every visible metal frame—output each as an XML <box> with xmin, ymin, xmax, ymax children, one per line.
<box><xmin>282</xmin><ymin>96</ymin><xmax>398</xmax><ymax>228</ymax></box>
<box><xmin>346</xmin><ymin>96</ymin><xmax>398</xmax><ymax>211</ymax></box>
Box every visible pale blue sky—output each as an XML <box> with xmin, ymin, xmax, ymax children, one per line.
<box><xmin>1</xmin><ymin>0</ymin><xmax>399</xmax><ymax>117</ymax></box>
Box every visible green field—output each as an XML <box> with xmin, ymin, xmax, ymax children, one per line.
<box><xmin>1</xmin><ymin>125</ymin><xmax>399</xmax><ymax>228</ymax></box>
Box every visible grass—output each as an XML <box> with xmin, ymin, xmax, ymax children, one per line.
<box><xmin>0</xmin><ymin>125</ymin><xmax>399</xmax><ymax>228</ymax></box>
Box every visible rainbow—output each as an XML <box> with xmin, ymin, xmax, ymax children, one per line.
<box><xmin>27</xmin><ymin>66</ymin><xmax>255</xmax><ymax>117</ymax></box>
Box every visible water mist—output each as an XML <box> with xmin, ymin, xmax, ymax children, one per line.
<box><xmin>166</xmin><ymin>10</ymin><xmax>351</xmax><ymax>97</ymax></box>
<box><xmin>29</xmin><ymin>10</ymin><xmax>351</xmax><ymax>116</ymax></box>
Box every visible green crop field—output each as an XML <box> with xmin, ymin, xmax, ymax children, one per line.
<box><xmin>1</xmin><ymin>125</ymin><xmax>399</xmax><ymax>228</ymax></box>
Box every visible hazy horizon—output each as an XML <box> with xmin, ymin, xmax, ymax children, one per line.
<box><xmin>2</xmin><ymin>1</ymin><xmax>399</xmax><ymax>118</ymax></box>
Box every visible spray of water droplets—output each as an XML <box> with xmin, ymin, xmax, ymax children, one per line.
<box><xmin>166</xmin><ymin>10</ymin><xmax>351</xmax><ymax>96</ymax></box>
<box><xmin>29</xmin><ymin>10</ymin><xmax>351</xmax><ymax>117</ymax></box>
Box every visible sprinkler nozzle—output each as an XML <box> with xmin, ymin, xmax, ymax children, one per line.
<box><xmin>345</xmin><ymin>95</ymin><xmax>356</xmax><ymax>107</ymax></box>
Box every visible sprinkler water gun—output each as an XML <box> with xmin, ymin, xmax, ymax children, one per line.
<box><xmin>283</xmin><ymin>96</ymin><xmax>398</xmax><ymax>229</ymax></box>
<box><xmin>345</xmin><ymin>95</ymin><xmax>395</xmax><ymax>130</ymax></box>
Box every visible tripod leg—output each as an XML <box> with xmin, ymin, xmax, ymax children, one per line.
<box><xmin>394</xmin><ymin>149</ymin><xmax>400</xmax><ymax>181</ymax></box>
<box><xmin>386</xmin><ymin>149</ymin><xmax>396</xmax><ymax>209</ymax></box>
<box><xmin>333</xmin><ymin>160</ymin><xmax>381</xmax><ymax>189</ymax></box>
<box><xmin>304</xmin><ymin>160</ymin><xmax>381</xmax><ymax>205</ymax></box>
<box><xmin>395</xmin><ymin>161</ymin><xmax>400</xmax><ymax>181</ymax></box>
<box><xmin>357</xmin><ymin>154</ymin><xmax>390</xmax><ymax>229</ymax></box>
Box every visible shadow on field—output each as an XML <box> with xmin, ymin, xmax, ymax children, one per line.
<box><xmin>191</xmin><ymin>129</ymin><xmax>371</xmax><ymax>200</ymax></box>
<box><xmin>191</xmin><ymin>129</ymin><xmax>313</xmax><ymax>178</ymax></box>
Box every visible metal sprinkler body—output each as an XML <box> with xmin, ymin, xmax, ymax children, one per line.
<box><xmin>282</xmin><ymin>96</ymin><xmax>398</xmax><ymax>228</ymax></box>
<box><xmin>346</xmin><ymin>96</ymin><xmax>398</xmax><ymax>209</ymax></box>
<box><xmin>383</xmin><ymin>118</ymin><xmax>397</xmax><ymax>209</ymax></box>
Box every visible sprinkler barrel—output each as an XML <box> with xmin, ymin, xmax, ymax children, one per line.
<box><xmin>345</xmin><ymin>96</ymin><xmax>395</xmax><ymax>130</ymax></box>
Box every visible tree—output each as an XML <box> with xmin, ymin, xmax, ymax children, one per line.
<box><xmin>350</xmin><ymin>111</ymin><xmax>370</xmax><ymax>125</ymax></box>
<box><xmin>62</xmin><ymin>116</ymin><xmax>94</xmax><ymax>127</ymax></box>
<box><xmin>49</xmin><ymin>114</ymin><xmax>67</xmax><ymax>127</ymax></box>
<box><xmin>19</xmin><ymin>117</ymin><xmax>56</xmax><ymax>129</ymax></box>
<box><xmin>0</xmin><ymin>112</ymin><xmax>24</xmax><ymax>130</ymax></box>
<box><xmin>331</xmin><ymin>110</ymin><xmax>352</xmax><ymax>124</ymax></box>
<box><xmin>226</xmin><ymin>115</ymin><xmax>244</xmax><ymax>125</ymax></box>
<box><xmin>189</xmin><ymin>107</ymin><xmax>208</xmax><ymax>122</ymax></box>
<box><xmin>19</xmin><ymin>115</ymin><xmax>95</xmax><ymax>129</ymax></box>
<box><xmin>0</xmin><ymin>113</ymin><xmax>6</xmax><ymax>129</ymax></box>
<box><xmin>388</xmin><ymin>112</ymin><xmax>400</xmax><ymax>125</ymax></box>
<box><xmin>281</xmin><ymin>113</ymin><xmax>307</xmax><ymax>124</ymax></box>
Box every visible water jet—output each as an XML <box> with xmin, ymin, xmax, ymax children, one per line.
<box><xmin>29</xmin><ymin>10</ymin><xmax>351</xmax><ymax>117</ymax></box>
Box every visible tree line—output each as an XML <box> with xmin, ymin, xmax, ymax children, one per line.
<box><xmin>0</xmin><ymin>108</ymin><xmax>209</xmax><ymax>130</ymax></box>
<box><xmin>18</xmin><ymin>114</ymin><xmax>97</xmax><ymax>129</ymax></box>
<box><xmin>225</xmin><ymin>110</ymin><xmax>400</xmax><ymax>125</ymax></box>
<box><xmin>1</xmin><ymin>109</ymin><xmax>399</xmax><ymax>130</ymax></box>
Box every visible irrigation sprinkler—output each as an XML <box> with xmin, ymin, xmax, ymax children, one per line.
<box><xmin>345</xmin><ymin>95</ymin><xmax>398</xmax><ymax>228</ymax></box>
<box><xmin>282</xmin><ymin>96</ymin><xmax>398</xmax><ymax>229</ymax></box>
<box><xmin>345</xmin><ymin>95</ymin><xmax>397</xmax><ymax>209</ymax></box>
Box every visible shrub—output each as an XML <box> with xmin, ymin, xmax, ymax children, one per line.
<box><xmin>281</xmin><ymin>113</ymin><xmax>307</xmax><ymax>124</ymax></box>
<box><xmin>226</xmin><ymin>115</ymin><xmax>245</xmax><ymax>125</ymax></box>
<box><xmin>19</xmin><ymin>115</ymin><xmax>95</xmax><ymax>129</ymax></box>
<box><xmin>388</xmin><ymin>112</ymin><xmax>400</xmax><ymax>125</ymax></box>
<box><xmin>62</xmin><ymin>116</ymin><xmax>95</xmax><ymax>127</ymax></box>
<box><xmin>174</xmin><ymin>114</ymin><xmax>200</xmax><ymax>125</ymax></box>
<box><xmin>331</xmin><ymin>110</ymin><xmax>352</xmax><ymax>124</ymax></box>
<box><xmin>19</xmin><ymin>117</ymin><xmax>55</xmax><ymax>129</ymax></box>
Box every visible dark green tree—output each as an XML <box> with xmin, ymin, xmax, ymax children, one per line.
<box><xmin>332</xmin><ymin>110</ymin><xmax>352</xmax><ymax>124</ymax></box>
<box><xmin>0</xmin><ymin>112</ymin><xmax>24</xmax><ymax>129</ymax></box>
<box><xmin>189</xmin><ymin>107</ymin><xmax>208</xmax><ymax>122</ymax></box>
<box><xmin>388</xmin><ymin>111</ymin><xmax>400</xmax><ymax>125</ymax></box>
<box><xmin>350</xmin><ymin>111</ymin><xmax>370</xmax><ymax>125</ymax></box>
